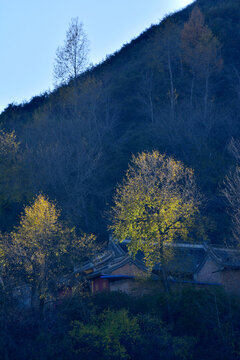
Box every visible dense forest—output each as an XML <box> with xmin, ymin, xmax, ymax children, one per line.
<box><xmin>1</xmin><ymin>0</ymin><xmax>240</xmax><ymax>358</ymax></box>
<box><xmin>2</xmin><ymin>288</ymin><xmax>240</xmax><ymax>360</ymax></box>
<box><xmin>1</xmin><ymin>0</ymin><xmax>240</xmax><ymax>245</ymax></box>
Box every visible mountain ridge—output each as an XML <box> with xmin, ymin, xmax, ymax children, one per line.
<box><xmin>1</xmin><ymin>0</ymin><xmax>240</xmax><ymax>245</ymax></box>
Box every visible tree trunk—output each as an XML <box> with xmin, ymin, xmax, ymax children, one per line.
<box><xmin>159</xmin><ymin>244</ymin><xmax>172</xmax><ymax>323</ymax></box>
<box><xmin>149</xmin><ymin>92</ymin><xmax>154</xmax><ymax>124</ymax></box>
<box><xmin>204</xmin><ymin>71</ymin><xmax>209</xmax><ymax>120</ymax></box>
<box><xmin>167</xmin><ymin>45</ymin><xmax>175</xmax><ymax>121</ymax></box>
<box><xmin>190</xmin><ymin>72</ymin><xmax>195</xmax><ymax>108</ymax></box>
<box><xmin>1</xmin><ymin>280</ymin><xmax>10</xmax><ymax>360</ymax></box>
<box><xmin>30</xmin><ymin>284</ymin><xmax>38</xmax><ymax>309</ymax></box>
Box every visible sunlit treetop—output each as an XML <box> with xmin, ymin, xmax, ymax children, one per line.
<box><xmin>0</xmin><ymin>130</ymin><xmax>19</xmax><ymax>162</ymax></box>
<box><xmin>110</xmin><ymin>151</ymin><xmax>201</xmax><ymax>270</ymax></box>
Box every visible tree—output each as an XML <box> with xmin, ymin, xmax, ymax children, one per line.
<box><xmin>0</xmin><ymin>129</ymin><xmax>19</xmax><ymax>161</ymax></box>
<box><xmin>156</xmin><ymin>20</ymin><xmax>180</xmax><ymax>121</ymax></box>
<box><xmin>0</xmin><ymin>195</ymin><xmax>98</xmax><ymax>311</ymax></box>
<box><xmin>110</xmin><ymin>151</ymin><xmax>201</xmax><ymax>273</ymax></box>
<box><xmin>23</xmin><ymin>75</ymin><xmax>117</xmax><ymax>234</ymax></box>
<box><xmin>222</xmin><ymin>139</ymin><xmax>240</xmax><ymax>245</ymax></box>
<box><xmin>181</xmin><ymin>6</ymin><xmax>222</xmax><ymax>117</ymax></box>
<box><xmin>138</xmin><ymin>20</ymin><xmax>180</xmax><ymax>123</ymax></box>
<box><xmin>53</xmin><ymin>17</ymin><xmax>89</xmax><ymax>86</ymax></box>
<box><xmin>0</xmin><ymin>129</ymin><xmax>21</xmax><ymax>230</ymax></box>
<box><xmin>70</xmin><ymin>309</ymin><xmax>140</xmax><ymax>360</ymax></box>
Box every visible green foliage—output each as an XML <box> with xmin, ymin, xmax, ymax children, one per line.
<box><xmin>0</xmin><ymin>288</ymin><xmax>240</xmax><ymax>359</ymax></box>
<box><xmin>135</xmin><ymin>313</ymin><xmax>196</xmax><ymax>360</ymax></box>
<box><xmin>70</xmin><ymin>309</ymin><xmax>140</xmax><ymax>360</ymax></box>
<box><xmin>172</xmin><ymin>336</ymin><xmax>197</xmax><ymax>360</ymax></box>
<box><xmin>92</xmin><ymin>290</ymin><xmax>134</xmax><ymax>313</ymax></box>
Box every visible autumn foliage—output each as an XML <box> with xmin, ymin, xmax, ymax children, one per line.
<box><xmin>110</xmin><ymin>151</ymin><xmax>201</xmax><ymax>270</ymax></box>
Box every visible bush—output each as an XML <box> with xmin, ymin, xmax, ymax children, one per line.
<box><xmin>69</xmin><ymin>309</ymin><xmax>140</xmax><ymax>359</ymax></box>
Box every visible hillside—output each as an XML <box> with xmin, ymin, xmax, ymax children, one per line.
<box><xmin>1</xmin><ymin>0</ymin><xmax>240</xmax><ymax>243</ymax></box>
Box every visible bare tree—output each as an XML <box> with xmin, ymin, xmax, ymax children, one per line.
<box><xmin>139</xmin><ymin>20</ymin><xmax>180</xmax><ymax>123</ymax></box>
<box><xmin>222</xmin><ymin>167</ymin><xmax>240</xmax><ymax>244</ymax></box>
<box><xmin>181</xmin><ymin>6</ymin><xmax>222</xmax><ymax>118</ymax></box>
<box><xmin>23</xmin><ymin>76</ymin><xmax>118</xmax><ymax>231</ymax></box>
<box><xmin>53</xmin><ymin>17</ymin><xmax>89</xmax><ymax>87</ymax></box>
<box><xmin>137</xmin><ymin>68</ymin><xmax>156</xmax><ymax>123</ymax></box>
<box><xmin>160</xmin><ymin>20</ymin><xmax>180</xmax><ymax>121</ymax></box>
<box><xmin>222</xmin><ymin>139</ymin><xmax>240</xmax><ymax>244</ymax></box>
<box><xmin>231</xmin><ymin>65</ymin><xmax>240</xmax><ymax>103</ymax></box>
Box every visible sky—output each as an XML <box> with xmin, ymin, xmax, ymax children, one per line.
<box><xmin>0</xmin><ymin>0</ymin><xmax>193</xmax><ymax>113</ymax></box>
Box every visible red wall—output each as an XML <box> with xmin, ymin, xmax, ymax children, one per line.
<box><xmin>92</xmin><ymin>278</ymin><xmax>109</xmax><ymax>293</ymax></box>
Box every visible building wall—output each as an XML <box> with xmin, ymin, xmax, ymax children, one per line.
<box><xmin>92</xmin><ymin>257</ymin><xmax>240</xmax><ymax>296</ymax></box>
<box><xmin>110</xmin><ymin>263</ymin><xmax>148</xmax><ymax>295</ymax></box>
<box><xmin>92</xmin><ymin>278</ymin><xmax>109</xmax><ymax>294</ymax></box>
<box><xmin>196</xmin><ymin>257</ymin><xmax>222</xmax><ymax>284</ymax></box>
<box><xmin>221</xmin><ymin>270</ymin><xmax>240</xmax><ymax>295</ymax></box>
<box><xmin>109</xmin><ymin>279</ymin><xmax>138</xmax><ymax>294</ymax></box>
<box><xmin>111</xmin><ymin>262</ymin><xmax>144</xmax><ymax>277</ymax></box>
<box><xmin>196</xmin><ymin>257</ymin><xmax>240</xmax><ymax>295</ymax></box>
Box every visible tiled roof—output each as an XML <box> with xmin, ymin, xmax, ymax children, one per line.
<box><xmin>115</xmin><ymin>241</ymin><xmax>207</xmax><ymax>275</ymax></box>
<box><xmin>208</xmin><ymin>246</ymin><xmax>240</xmax><ymax>269</ymax></box>
<box><xmin>164</xmin><ymin>246</ymin><xmax>206</xmax><ymax>274</ymax></box>
<box><xmin>78</xmin><ymin>239</ymin><xmax>240</xmax><ymax>279</ymax></box>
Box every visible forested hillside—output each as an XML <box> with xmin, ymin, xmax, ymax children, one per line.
<box><xmin>1</xmin><ymin>0</ymin><xmax>240</xmax><ymax>243</ymax></box>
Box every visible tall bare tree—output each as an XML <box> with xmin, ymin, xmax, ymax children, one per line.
<box><xmin>53</xmin><ymin>17</ymin><xmax>89</xmax><ymax>87</ymax></box>
<box><xmin>139</xmin><ymin>20</ymin><xmax>180</xmax><ymax>123</ymax></box>
<box><xmin>222</xmin><ymin>139</ymin><xmax>240</xmax><ymax>244</ymax></box>
<box><xmin>160</xmin><ymin>20</ymin><xmax>180</xmax><ymax>121</ymax></box>
<box><xmin>23</xmin><ymin>76</ymin><xmax>117</xmax><ymax>232</ymax></box>
<box><xmin>181</xmin><ymin>6</ymin><xmax>222</xmax><ymax>118</ymax></box>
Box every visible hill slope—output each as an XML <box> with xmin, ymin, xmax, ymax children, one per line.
<box><xmin>1</xmin><ymin>0</ymin><xmax>240</xmax><ymax>242</ymax></box>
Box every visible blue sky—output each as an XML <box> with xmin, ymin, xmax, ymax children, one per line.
<box><xmin>0</xmin><ymin>0</ymin><xmax>193</xmax><ymax>113</ymax></box>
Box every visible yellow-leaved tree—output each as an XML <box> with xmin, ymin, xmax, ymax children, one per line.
<box><xmin>110</xmin><ymin>151</ymin><xmax>201</xmax><ymax>289</ymax></box>
<box><xmin>0</xmin><ymin>194</ymin><xmax>97</xmax><ymax>311</ymax></box>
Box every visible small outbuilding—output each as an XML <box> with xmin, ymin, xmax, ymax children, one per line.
<box><xmin>78</xmin><ymin>238</ymin><xmax>240</xmax><ymax>296</ymax></box>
